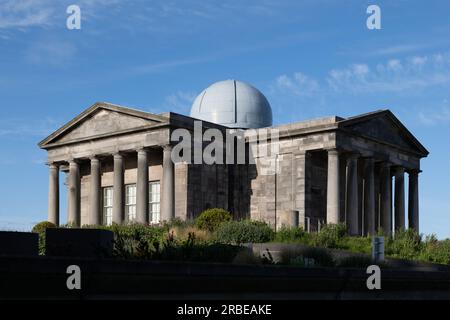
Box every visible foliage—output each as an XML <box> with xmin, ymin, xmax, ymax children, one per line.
<box><xmin>385</xmin><ymin>229</ymin><xmax>423</xmax><ymax>260</ymax></box>
<box><xmin>31</xmin><ymin>221</ymin><xmax>57</xmax><ymax>255</ymax></box>
<box><xmin>275</xmin><ymin>226</ymin><xmax>310</xmax><ymax>243</ymax></box>
<box><xmin>214</xmin><ymin>220</ymin><xmax>275</xmax><ymax>244</ymax></box>
<box><xmin>313</xmin><ymin>224</ymin><xmax>347</xmax><ymax>248</ymax></box>
<box><xmin>195</xmin><ymin>208</ymin><xmax>232</xmax><ymax>232</ymax></box>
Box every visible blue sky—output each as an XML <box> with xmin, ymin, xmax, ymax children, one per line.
<box><xmin>0</xmin><ymin>0</ymin><xmax>449</xmax><ymax>238</ymax></box>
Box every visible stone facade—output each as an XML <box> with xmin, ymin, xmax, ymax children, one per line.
<box><xmin>39</xmin><ymin>103</ymin><xmax>428</xmax><ymax>235</ymax></box>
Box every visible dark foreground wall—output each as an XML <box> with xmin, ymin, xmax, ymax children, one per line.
<box><xmin>0</xmin><ymin>256</ymin><xmax>450</xmax><ymax>300</ymax></box>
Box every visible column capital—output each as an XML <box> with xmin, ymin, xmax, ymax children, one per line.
<box><xmin>89</xmin><ymin>155</ymin><xmax>100</xmax><ymax>161</ymax></box>
<box><xmin>113</xmin><ymin>152</ymin><xmax>124</xmax><ymax>160</ymax></box>
<box><xmin>162</xmin><ymin>144</ymin><xmax>173</xmax><ymax>151</ymax></box>
<box><xmin>137</xmin><ymin>147</ymin><xmax>149</xmax><ymax>154</ymax></box>
<box><xmin>346</xmin><ymin>152</ymin><xmax>360</xmax><ymax>161</ymax></box>
<box><xmin>407</xmin><ymin>168</ymin><xmax>421</xmax><ymax>175</ymax></box>
<box><xmin>326</xmin><ymin>148</ymin><xmax>341</xmax><ymax>156</ymax></box>
<box><xmin>391</xmin><ymin>166</ymin><xmax>405</xmax><ymax>175</ymax></box>
<box><xmin>46</xmin><ymin>162</ymin><xmax>59</xmax><ymax>169</ymax></box>
<box><xmin>68</xmin><ymin>159</ymin><xmax>80</xmax><ymax>166</ymax></box>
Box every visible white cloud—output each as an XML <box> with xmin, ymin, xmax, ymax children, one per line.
<box><xmin>418</xmin><ymin>106</ymin><xmax>450</xmax><ymax>126</ymax></box>
<box><xmin>326</xmin><ymin>53</ymin><xmax>450</xmax><ymax>94</ymax></box>
<box><xmin>275</xmin><ymin>72</ymin><xmax>319</xmax><ymax>97</ymax></box>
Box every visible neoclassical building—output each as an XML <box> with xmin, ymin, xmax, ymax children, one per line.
<box><xmin>39</xmin><ymin>80</ymin><xmax>429</xmax><ymax>235</ymax></box>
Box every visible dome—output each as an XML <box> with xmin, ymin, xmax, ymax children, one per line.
<box><xmin>190</xmin><ymin>80</ymin><xmax>273</xmax><ymax>129</ymax></box>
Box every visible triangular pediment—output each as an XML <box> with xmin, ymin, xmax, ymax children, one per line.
<box><xmin>339</xmin><ymin>110</ymin><xmax>429</xmax><ymax>156</ymax></box>
<box><xmin>39</xmin><ymin>102</ymin><xmax>168</xmax><ymax>148</ymax></box>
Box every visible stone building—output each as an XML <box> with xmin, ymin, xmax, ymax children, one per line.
<box><xmin>39</xmin><ymin>80</ymin><xmax>429</xmax><ymax>236</ymax></box>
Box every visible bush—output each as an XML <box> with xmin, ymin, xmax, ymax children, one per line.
<box><xmin>275</xmin><ymin>227</ymin><xmax>309</xmax><ymax>243</ymax></box>
<box><xmin>214</xmin><ymin>220</ymin><xmax>275</xmax><ymax>244</ymax></box>
<box><xmin>338</xmin><ymin>236</ymin><xmax>372</xmax><ymax>253</ymax></box>
<box><xmin>313</xmin><ymin>224</ymin><xmax>347</xmax><ymax>248</ymax></box>
<box><xmin>32</xmin><ymin>221</ymin><xmax>57</xmax><ymax>234</ymax></box>
<box><xmin>386</xmin><ymin>229</ymin><xmax>423</xmax><ymax>260</ymax></box>
<box><xmin>420</xmin><ymin>237</ymin><xmax>450</xmax><ymax>265</ymax></box>
<box><xmin>105</xmin><ymin>223</ymin><xmax>167</xmax><ymax>259</ymax></box>
<box><xmin>32</xmin><ymin>221</ymin><xmax>57</xmax><ymax>255</ymax></box>
<box><xmin>195</xmin><ymin>208</ymin><xmax>232</xmax><ymax>232</ymax></box>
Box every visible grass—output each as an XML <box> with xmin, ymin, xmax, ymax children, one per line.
<box><xmin>31</xmin><ymin>220</ymin><xmax>450</xmax><ymax>266</ymax></box>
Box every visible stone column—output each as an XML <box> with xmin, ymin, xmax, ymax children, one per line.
<box><xmin>294</xmin><ymin>151</ymin><xmax>309</xmax><ymax>229</ymax></box>
<box><xmin>113</xmin><ymin>153</ymin><xmax>124</xmax><ymax>224</ymax></box>
<box><xmin>89</xmin><ymin>157</ymin><xmax>101</xmax><ymax>225</ymax></box>
<box><xmin>161</xmin><ymin>145</ymin><xmax>175</xmax><ymax>222</ymax></box>
<box><xmin>48</xmin><ymin>163</ymin><xmax>59</xmax><ymax>226</ymax></box>
<box><xmin>136</xmin><ymin>148</ymin><xmax>149</xmax><ymax>224</ymax></box>
<box><xmin>394</xmin><ymin>167</ymin><xmax>405</xmax><ymax>231</ymax></box>
<box><xmin>326</xmin><ymin>149</ymin><xmax>340</xmax><ymax>224</ymax></box>
<box><xmin>408</xmin><ymin>170</ymin><xmax>420</xmax><ymax>232</ymax></box>
<box><xmin>364</xmin><ymin>158</ymin><xmax>376</xmax><ymax>236</ymax></box>
<box><xmin>346</xmin><ymin>153</ymin><xmax>360</xmax><ymax>236</ymax></box>
<box><xmin>68</xmin><ymin>160</ymin><xmax>80</xmax><ymax>227</ymax></box>
<box><xmin>380</xmin><ymin>162</ymin><xmax>392</xmax><ymax>235</ymax></box>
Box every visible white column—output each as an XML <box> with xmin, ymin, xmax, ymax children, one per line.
<box><xmin>161</xmin><ymin>145</ymin><xmax>175</xmax><ymax>222</ymax></box>
<box><xmin>408</xmin><ymin>170</ymin><xmax>420</xmax><ymax>232</ymax></box>
<box><xmin>364</xmin><ymin>158</ymin><xmax>376</xmax><ymax>236</ymax></box>
<box><xmin>380</xmin><ymin>162</ymin><xmax>392</xmax><ymax>235</ymax></box>
<box><xmin>68</xmin><ymin>160</ymin><xmax>80</xmax><ymax>227</ymax></box>
<box><xmin>113</xmin><ymin>153</ymin><xmax>124</xmax><ymax>224</ymax></box>
<box><xmin>346</xmin><ymin>154</ymin><xmax>360</xmax><ymax>236</ymax></box>
<box><xmin>48</xmin><ymin>163</ymin><xmax>59</xmax><ymax>226</ymax></box>
<box><xmin>90</xmin><ymin>157</ymin><xmax>101</xmax><ymax>225</ymax></box>
<box><xmin>394</xmin><ymin>167</ymin><xmax>405</xmax><ymax>231</ymax></box>
<box><xmin>136</xmin><ymin>148</ymin><xmax>149</xmax><ymax>224</ymax></box>
<box><xmin>326</xmin><ymin>149</ymin><xmax>340</xmax><ymax>224</ymax></box>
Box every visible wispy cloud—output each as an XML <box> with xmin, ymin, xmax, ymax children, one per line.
<box><xmin>370</xmin><ymin>44</ymin><xmax>427</xmax><ymax>56</ymax></box>
<box><xmin>0</xmin><ymin>117</ymin><xmax>59</xmax><ymax>137</ymax></box>
<box><xmin>325</xmin><ymin>53</ymin><xmax>450</xmax><ymax>94</ymax></box>
<box><xmin>0</xmin><ymin>0</ymin><xmax>54</xmax><ymax>29</ymax></box>
<box><xmin>274</xmin><ymin>72</ymin><xmax>319</xmax><ymax>97</ymax></box>
<box><xmin>418</xmin><ymin>105</ymin><xmax>450</xmax><ymax>126</ymax></box>
<box><xmin>0</xmin><ymin>0</ymin><xmax>119</xmax><ymax>31</ymax></box>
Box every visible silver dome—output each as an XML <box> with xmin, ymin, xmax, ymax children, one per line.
<box><xmin>190</xmin><ymin>80</ymin><xmax>273</xmax><ymax>129</ymax></box>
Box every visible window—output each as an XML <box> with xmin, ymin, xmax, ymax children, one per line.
<box><xmin>149</xmin><ymin>181</ymin><xmax>161</xmax><ymax>224</ymax></box>
<box><xmin>125</xmin><ymin>184</ymin><xmax>137</xmax><ymax>222</ymax></box>
<box><xmin>103</xmin><ymin>187</ymin><xmax>113</xmax><ymax>226</ymax></box>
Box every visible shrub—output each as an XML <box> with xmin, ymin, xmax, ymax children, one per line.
<box><xmin>32</xmin><ymin>221</ymin><xmax>57</xmax><ymax>234</ymax></box>
<box><xmin>420</xmin><ymin>237</ymin><xmax>450</xmax><ymax>265</ymax></box>
<box><xmin>163</xmin><ymin>218</ymin><xmax>195</xmax><ymax>230</ymax></box>
<box><xmin>169</xmin><ymin>225</ymin><xmax>212</xmax><ymax>242</ymax></box>
<box><xmin>105</xmin><ymin>223</ymin><xmax>167</xmax><ymax>259</ymax></box>
<box><xmin>214</xmin><ymin>220</ymin><xmax>275</xmax><ymax>244</ymax></box>
<box><xmin>195</xmin><ymin>208</ymin><xmax>232</xmax><ymax>232</ymax></box>
<box><xmin>338</xmin><ymin>236</ymin><xmax>372</xmax><ymax>253</ymax></box>
<box><xmin>275</xmin><ymin>227</ymin><xmax>308</xmax><ymax>243</ymax></box>
<box><xmin>32</xmin><ymin>221</ymin><xmax>57</xmax><ymax>255</ymax></box>
<box><xmin>313</xmin><ymin>223</ymin><xmax>347</xmax><ymax>248</ymax></box>
<box><xmin>386</xmin><ymin>229</ymin><xmax>423</xmax><ymax>260</ymax></box>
